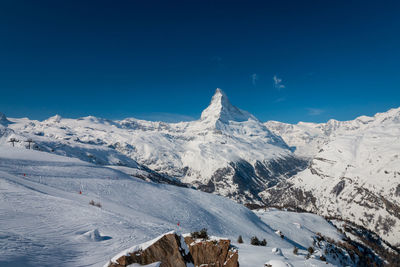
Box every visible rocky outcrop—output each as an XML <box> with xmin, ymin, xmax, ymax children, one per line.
<box><xmin>107</xmin><ymin>232</ymin><xmax>238</xmax><ymax>267</ymax></box>
<box><xmin>107</xmin><ymin>232</ymin><xmax>192</xmax><ymax>267</ymax></box>
<box><xmin>184</xmin><ymin>236</ymin><xmax>238</xmax><ymax>267</ymax></box>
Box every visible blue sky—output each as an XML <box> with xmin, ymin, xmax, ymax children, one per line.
<box><xmin>0</xmin><ymin>0</ymin><xmax>399</xmax><ymax>123</ymax></box>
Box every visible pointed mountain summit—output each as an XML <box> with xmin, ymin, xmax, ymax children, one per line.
<box><xmin>200</xmin><ymin>88</ymin><xmax>257</xmax><ymax>124</ymax></box>
<box><xmin>46</xmin><ymin>114</ymin><xmax>62</xmax><ymax>123</ymax></box>
<box><xmin>0</xmin><ymin>89</ymin><xmax>305</xmax><ymax>204</ymax></box>
<box><xmin>0</xmin><ymin>112</ymin><xmax>11</xmax><ymax>126</ymax></box>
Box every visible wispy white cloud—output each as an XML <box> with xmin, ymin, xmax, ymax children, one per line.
<box><xmin>273</xmin><ymin>75</ymin><xmax>285</xmax><ymax>90</ymax></box>
<box><xmin>251</xmin><ymin>73</ymin><xmax>258</xmax><ymax>86</ymax></box>
<box><xmin>307</xmin><ymin>108</ymin><xmax>324</xmax><ymax>116</ymax></box>
<box><xmin>274</xmin><ymin>97</ymin><xmax>286</xmax><ymax>103</ymax></box>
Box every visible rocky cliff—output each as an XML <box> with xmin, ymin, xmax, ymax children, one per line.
<box><xmin>106</xmin><ymin>232</ymin><xmax>238</xmax><ymax>267</ymax></box>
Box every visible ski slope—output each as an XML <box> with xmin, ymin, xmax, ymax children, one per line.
<box><xmin>0</xmin><ymin>146</ymin><xmax>342</xmax><ymax>266</ymax></box>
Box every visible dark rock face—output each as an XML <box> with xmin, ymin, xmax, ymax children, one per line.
<box><xmin>184</xmin><ymin>236</ymin><xmax>238</xmax><ymax>267</ymax></box>
<box><xmin>334</xmin><ymin>220</ymin><xmax>400</xmax><ymax>265</ymax></box>
<box><xmin>231</xmin><ymin>160</ymin><xmax>260</xmax><ymax>198</ymax></box>
<box><xmin>263</xmin><ymin>182</ymin><xmax>317</xmax><ymax>209</ymax></box>
<box><xmin>331</xmin><ymin>180</ymin><xmax>346</xmax><ymax>196</ymax></box>
<box><xmin>263</xmin><ymin>178</ymin><xmax>400</xmax><ymax>249</ymax></box>
<box><xmin>135</xmin><ymin>165</ymin><xmax>189</xmax><ymax>188</ymax></box>
<box><xmin>198</xmin><ymin>179</ymin><xmax>216</xmax><ymax>193</ymax></box>
<box><xmin>108</xmin><ymin>233</ymin><xmax>192</xmax><ymax>267</ymax></box>
<box><xmin>198</xmin><ymin>155</ymin><xmax>309</xmax><ymax>203</ymax></box>
<box><xmin>107</xmin><ymin>233</ymin><xmax>238</xmax><ymax>267</ymax></box>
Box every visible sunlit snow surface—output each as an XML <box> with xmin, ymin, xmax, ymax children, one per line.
<box><xmin>264</xmin><ymin>107</ymin><xmax>400</xmax><ymax>246</ymax></box>
<box><xmin>0</xmin><ymin>89</ymin><xmax>290</xmax><ymax>187</ymax></box>
<box><xmin>0</xmin><ymin>146</ymin><xmax>340</xmax><ymax>267</ymax></box>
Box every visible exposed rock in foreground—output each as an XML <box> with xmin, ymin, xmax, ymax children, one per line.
<box><xmin>106</xmin><ymin>232</ymin><xmax>238</xmax><ymax>267</ymax></box>
<box><xmin>184</xmin><ymin>236</ymin><xmax>238</xmax><ymax>267</ymax></box>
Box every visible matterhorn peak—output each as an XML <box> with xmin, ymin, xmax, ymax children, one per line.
<box><xmin>200</xmin><ymin>88</ymin><xmax>257</xmax><ymax>124</ymax></box>
<box><xmin>211</xmin><ymin>88</ymin><xmax>228</xmax><ymax>103</ymax></box>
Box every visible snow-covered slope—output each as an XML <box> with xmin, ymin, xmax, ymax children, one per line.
<box><xmin>265</xmin><ymin>109</ymin><xmax>398</xmax><ymax>158</ymax></box>
<box><xmin>265</xmin><ymin>120</ymin><xmax>333</xmax><ymax>158</ymax></box>
<box><xmin>262</xmin><ymin>107</ymin><xmax>400</xmax><ymax>248</ymax></box>
<box><xmin>2</xmin><ymin>88</ymin><xmax>399</xmax><ymax>251</ymax></box>
<box><xmin>1</xmin><ymin>98</ymin><xmax>399</xmax><ymax>265</ymax></box>
<box><xmin>0</xmin><ymin>89</ymin><xmax>307</xmax><ymax>203</ymax></box>
<box><xmin>0</xmin><ymin>146</ymin><xmax>352</xmax><ymax>267</ymax></box>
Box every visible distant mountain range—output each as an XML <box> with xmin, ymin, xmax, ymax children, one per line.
<box><xmin>0</xmin><ymin>89</ymin><xmax>307</xmax><ymax>203</ymax></box>
<box><xmin>264</xmin><ymin>107</ymin><xmax>400</xmax><ymax>248</ymax></box>
<box><xmin>1</xmin><ymin>89</ymin><xmax>399</xmax><ymax>248</ymax></box>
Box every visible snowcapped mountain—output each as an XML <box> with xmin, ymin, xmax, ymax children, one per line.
<box><xmin>0</xmin><ymin>146</ymin><xmax>393</xmax><ymax>266</ymax></box>
<box><xmin>200</xmin><ymin>88</ymin><xmax>258</xmax><ymax>124</ymax></box>
<box><xmin>1</xmin><ymin>88</ymin><xmax>399</xmax><ymax>251</ymax></box>
<box><xmin>0</xmin><ymin>89</ymin><xmax>307</xmax><ymax>203</ymax></box>
<box><xmin>265</xmin><ymin>109</ymin><xmax>399</xmax><ymax>158</ymax></box>
<box><xmin>1</xmin><ymin>90</ymin><xmax>399</xmax><ymax>265</ymax></box>
<box><xmin>265</xmin><ymin>120</ymin><xmax>334</xmax><ymax>158</ymax></box>
<box><xmin>262</xmin><ymin>107</ymin><xmax>400</xmax><ymax>248</ymax></box>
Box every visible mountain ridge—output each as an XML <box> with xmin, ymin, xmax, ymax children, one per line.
<box><xmin>1</xmin><ymin>90</ymin><xmax>399</xmax><ymax>247</ymax></box>
<box><xmin>0</xmin><ymin>89</ymin><xmax>306</xmax><ymax>203</ymax></box>
<box><xmin>262</xmin><ymin>106</ymin><xmax>400</xmax><ymax>248</ymax></box>
<box><xmin>200</xmin><ymin>88</ymin><xmax>258</xmax><ymax>124</ymax></box>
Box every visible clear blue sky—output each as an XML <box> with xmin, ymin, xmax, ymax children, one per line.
<box><xmin>1</xmin><ymin>0</ymin><xmax>399</xmax><ymax>123</ymax></box>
